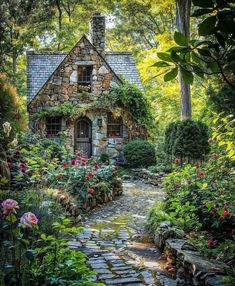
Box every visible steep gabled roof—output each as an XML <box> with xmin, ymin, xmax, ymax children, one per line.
<box><xmin>27</xmin><ymin>35</ymin><xmax>143</xmax><ymax>105</ymax></box>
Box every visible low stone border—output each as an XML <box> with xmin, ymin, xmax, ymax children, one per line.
<box><xmin>151</xmin><ymin>222</ymin><xmax>229</xmax><ymax>286</ymax></box>
<box><xmin>132</xmin><ymin>168</ymin><xmax>166</xmax><ymax>186</ymax></box>
<box><xmin>46</xmin><ymin>178</ymin><xmax>123</xmax><ymax>222</ymax></box>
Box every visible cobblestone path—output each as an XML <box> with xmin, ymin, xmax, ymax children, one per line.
<box><xmin>69</xmin><ymin>181</ymin><xmax>172</xmax><ymax>286</ymax></box>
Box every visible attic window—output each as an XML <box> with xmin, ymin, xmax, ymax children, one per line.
<box><xmin>107</xmin><ymin>113</ymin><xmax>123</xmax><ymax>138</ymax></box>
<box><xmin>46</xmin><ymin>117</ymin><xmax>62</xmax><ymax>137</ymax></box>
<box><xmin>77</xmin><ymin>66</ymin><xmax>92</xmax><ymax>91</ymax></box>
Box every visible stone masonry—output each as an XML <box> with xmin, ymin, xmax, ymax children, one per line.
<box><xmin>27</xmin><ymin>13</ymin><xmax>146</xmax><ymax>158</ymax></box>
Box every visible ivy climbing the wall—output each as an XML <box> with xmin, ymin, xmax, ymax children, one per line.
<box><xmin>101</xmin><ymin>82</ymin><xmax>154</xmax><ymax>127</ymax></box>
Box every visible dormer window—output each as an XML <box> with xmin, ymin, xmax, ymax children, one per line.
<box><xmin>78</xmin><ymin>66</ymin><xmax>92</xmax><ymax>92</ymax></box>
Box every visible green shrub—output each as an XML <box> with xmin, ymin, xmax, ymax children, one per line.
<box><xmin>147</xmin><ymin>202</ymin><xmax>173</xmax><ymax>233</ymax></box>
<box><xmin>124</xmin><ymin>140</ymin><xmax>156</xmax><ymax>168</ymax></box>
<box><xmin>164</xmin><ymin>119</ymin><xmax>210</xmax><ymax>163</ymax></box>
<box><xmin>99</xmin><ymin>153</ymin><xmax>110</xmax><ymax>164</ymax></box>
<box><xmin>0</xmin><ymin>73</ymin><xmax>27</xmax><ymax>149</ymax></box>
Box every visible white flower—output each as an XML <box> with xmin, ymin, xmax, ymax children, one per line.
<box><xmin>2</xmin><ymin>122</ymin><xmax>12</xmax><ymax>137</ymax></box>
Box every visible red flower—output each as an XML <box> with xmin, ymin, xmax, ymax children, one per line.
<box><xmin>224</xmin><ymin>204</ymin><xmax>229</xmax><ymax>210</ymax></box>
<box><xmin>15</xmin><ymin>150</ymin><xmax>21</xmax><ymax>155</ymax></box>
<box><xmin>220</xmin><ymin>210</ymin><xmax>230</xmax><ymax>220</ymax></box>
<box><xmin>113</xmin><ymin>166</ymin><xmax>118</xmax><ymax>171</ymax></box>
<box><xmin>71</xmin><ymin>159</ymin><xmax>76</xmax><ymax>165</ymax></box>
<box><xmin>62</xmin><ymin>162</ymin><xmax>67</xmax><ymax>168</ymax></box>
<box><xmin>21</xmin><ymin>167</ymin><xmax>27</xmax><ymax>173</ymax></box>
<box><xmin>93</xmin><ymin>164</ymin><xmax>99</xmax><ymax>170</ymax></box>
<box><xmin>7</xmin><ymin>162</ymin><xmax>12</xmax><ymax>168</ymax></box>
<box><xmin>212</xmin><ymin>153</ymin><xmax>219</xmax><ymax>158</ymax></box>
<box><xmin>198</xmin><ymin>172</ymin><xmax>205</xmax><ymax>178</ymax></box>
<box><xmin>174</xmin><ymin>158</ymin><xmax>181</xmax><ymax>164</ymax></box>
<box><xmin>81</xmin><ymin>160</ymin><xmax>86</xmax><ymax>166</ymax></box>
<box><xmin>21</xmin><ymin>163</ymin><xmax>27</xmax><ymax>168</ymax></box>
<box><xmin>208</xmin><ymin>240</ymin><xmax>215</xmax><ymax>248</ymax></box>
<box><xmin>208</xmin><ymin>138</ymin><xmax>213</xmax><ymax>143</ymax></box>
<box><xmin>89</xmin><ymin>188</ymin><xmax>95</xmax><ymax>194</ymax></box>
<box><xmin>76</xmin><ymin>150</ymin><xmax>81</xmax><ymax>157</ymax></box>
<box><xmin>86</xmin><ymin>172</ymin><xmax>94</xmax><ymax>181</ymax></box>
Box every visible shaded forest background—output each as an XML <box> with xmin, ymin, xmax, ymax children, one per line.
<box><xmin>0</xmin><ymin>0</ymin><xmax>231</xmax><ymax>132</ymax></box>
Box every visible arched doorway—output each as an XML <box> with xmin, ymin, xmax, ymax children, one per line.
<box><xmin>75</xmin><ymin>118</ymin><xmax>92</xmax><ymax>157</ymax></box>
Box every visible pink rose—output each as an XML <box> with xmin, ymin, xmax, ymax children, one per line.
<box><xmin>89</xmin><ymin>188</ymin><xmax>95</xmax><ymax>194</ymax></box>
<box><xmin>174</xmin><ymin>158</ymin><xmax>181</xmax><ymax>164</ymax></box>
<box><xmin>71</xmin><ymin>159</ymin><xmax>76</xmax><ymax>165</ymax></box>
<box><xmin>1</xmin><ymin>199</ymin><xmax>19</xmax><ymax>215</ymax></box>
<box><xmin>208</xmin><ymin>240</ymin><xmax>215</xmax><ymax>248</ymax></box>
<box><xmin>20</xmin><ymin>212</ymin><xmax>38</xmax><ymax>228</ymax></box>
<box><xmin>81</xmin><ymin>160</ymin><xmax>86</xmax><ymax>166</ymax></box>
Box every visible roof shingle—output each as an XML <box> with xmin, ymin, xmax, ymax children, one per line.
<box><xmin>27</xmin><ymin>50</ymin><xmax>143</xmax><ymax>103</ymax></box>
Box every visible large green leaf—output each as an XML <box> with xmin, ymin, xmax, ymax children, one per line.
<box><xmin>191</xmin><ymin>8</ymin><xmax>213</xmax><ymax>17</ymax></box>
<box><xmin>157</xmin><ymin>52</ymin><xmax>174</xmax><ymax>62</ymax></box>
<box><xmin>152</xmin><ymin>61</ymin><xmax>171</xmax><ymax>67</ymax></box>
<box><xmin>164</xmin><ymin>67</ymin><xmax>178</xmax><ymax>82</ymax></box>
<box><xmin>192</xmin><ymin>0</ymin><xmax>214</xmax><ymax>8</ymax></box>
<box><xmin>198</xmin><ymin>48</ymin><xmax>211</xmax><ymax>57</ymax></box>
<box><xmin>198</xmin><ymin>16</ymin><xmax>217</xmax><ymax>36</ymax></box>
<box><xmin>170</xmin><ymin>50</ymin><xmax>181</xmax><ymax>62</ymax></box>
<box><xmin>192</xmin><ymin>64</ymin><xmax>204</xmax><ymax>78</ymax></box>
<box><xmin>180</xmin><ymin>66</ymin><xmax>194</xmax><ymax>84</ymax></box>
<box><xmin>174</xmin><ymin>31</ymin><xmax>188</xmax><ymax>46</ymax></box>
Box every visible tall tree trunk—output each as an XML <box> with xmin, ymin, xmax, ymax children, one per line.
<box><xmin>56</xmin><ymin>0</ymin><xmax>62</xmax><ymax>51</ymax></box>
<box><xmin>176</xmin><ymin>0</ymin><xmax>192</xmax><ymax>120</ymax></box>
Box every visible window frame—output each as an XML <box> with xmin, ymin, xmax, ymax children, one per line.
<box><xmin>107</xmin><ymin>113</ymin><xmax>123</xmax><ymax>138</ymax></box>
<box><xmin>77</xmin><ymin>65</ymin><xmax>93</xmax><ymax>92</ymax></box>
<box><xmin>46</xmin><ymin>116</ymin><xmax>62</xmax><ymax>138</ymax></box>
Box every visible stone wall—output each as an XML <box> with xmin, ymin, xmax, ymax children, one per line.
<box><xmin>28</xmin><ymin>35</ymin><xmax>120</xmax><ymax>113</ymax></box>
<box><xmin>150</xmin><ymin>222</ymin><xmax>229</xmax><ymax>286</ymax></box>
<box><xmin>28</xmin><ymin>29</ymin><xmax>147</xmax><ymax>159</ymax></box>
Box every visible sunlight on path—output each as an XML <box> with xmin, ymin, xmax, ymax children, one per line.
<box><xmin>69</xmin><ymin>181</ymin><xmax>172</xmax><ymax>285</ymax></box>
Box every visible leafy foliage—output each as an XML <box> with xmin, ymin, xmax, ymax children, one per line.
<box><xmin>0</xmin><ymin>73</ymin><xmax>27</xmax><ymax>149</ymax></box>
<box><xmin>207</xmin><ymin>85</ymin><xmax>235</xmax><ymax>116</ymax></box>
<box><xmin>124</xmin><ymin>140</ymin><xmax>156</xmax><ymax>168</ymax></box>
<box><xmin>102</xmin><ymin>82</ymin><xmax>154</xmax><ymax>127</ymax></box>
<box><xmin>164</xmin><ymin>120</ymin><xmax>210</xmax><ymax>163</ymax></box>
<box><xmin>153</xmin><ymin>0</ymin><xmax>235</xmax><ymax>88</ymax></box>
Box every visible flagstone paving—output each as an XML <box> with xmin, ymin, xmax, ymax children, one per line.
<box><xmin>70</xmin><ymin>180</ymin><xmax>174</xmax><ymax>285</ymax></box>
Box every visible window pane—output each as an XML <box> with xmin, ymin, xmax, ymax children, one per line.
<box><xmin>78</xmin><ymin>66</ymin><xmax>92</xmax><ymax>89</ymax></box>
<box><xmin>107</xmin><ymin>113</ymin><xmax>123</xmax><ymax>138</ymax></box>
<box><xmin>46</xmin><ymin>117</ymin><xmax>62</xmax><ymax>137</ymax></box>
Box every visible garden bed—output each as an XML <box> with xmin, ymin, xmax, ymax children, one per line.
<box><xmin>148</xmin><ymin>220</ymin><xmax>230</xmax><ymax>286</ymax></box>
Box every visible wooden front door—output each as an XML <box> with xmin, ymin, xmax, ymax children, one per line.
<box><xmin>75</xmin><ymin>118</ymin><xmax>92</xmax><ymax>157</ymax></box>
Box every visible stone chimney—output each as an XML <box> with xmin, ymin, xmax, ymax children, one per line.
<box><xmin>89</xmin><ymin>12</ymin><xmax>105</xmax><ymax>55</ymax></box>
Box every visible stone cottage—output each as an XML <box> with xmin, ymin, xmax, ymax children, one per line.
<box><xmin>27</xmin><ymin>13</ymin><xmax>147</xmax><ymax>159</ymax></box>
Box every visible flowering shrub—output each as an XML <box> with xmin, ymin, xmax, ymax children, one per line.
<box><xmin>48</xmin><ymin>151</ymin><xmax>119</xmax><ymax>206</ymax></box>
<box><xmin>0</xmin><ymin>195</ymin><xmax>102</xmax><ymax>286</ymax></box>
<box><xmin>163</xmin><ymin>149</ymin><xmax>234</xmax><ymax>232</ymax></box>
<box><xmin>164</xmin><ymin>117</ymin><xmax>234</xmax><ymax>226</ymax></box>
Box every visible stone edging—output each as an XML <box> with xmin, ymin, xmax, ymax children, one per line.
<box><xmin>151</xmin><ymin>221</ymin><xmax>229</xmax><ymax>286</ymax></box>
<box><xmin>131</xmin><ymin>169</ymin><xmax>166</xmax><ymax>186</ymax></box>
